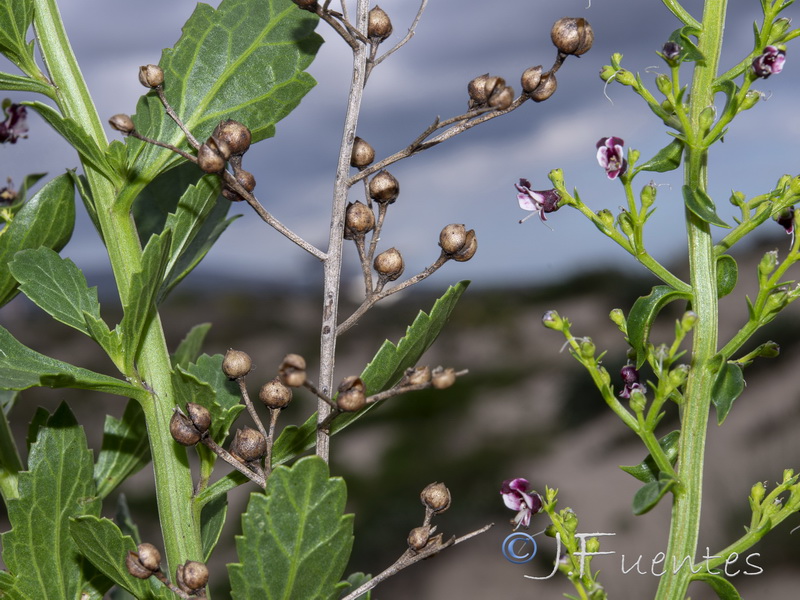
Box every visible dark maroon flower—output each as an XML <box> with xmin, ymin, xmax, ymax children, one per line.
<box><xmin>661</xmin><ymin>41</ymin><xmax>682</xmax><ymax>62</ymax></box>
<box><xmin>0</xmin><ymin>103</ymin><xmax>28</xmax><ymax>144</ymax></box>
<box><xmin>501</xmin><ymin>478</ymin><xmax>543</xmax><ymax>530</ymax></box>
<box><xmin>776</xmin><ymin>206</ymin><xmax>795</xmax><ymax>235</ymax></box>
<box><xmin>619</xmin><ymin>365</ymin><xmax>645</xmax><ymax>399</ymax></box>
<box><xmin>752</xmin><ymin>46</ymin><xmax>786</xmax><ymax>78</ymax></box>
<box><xmin>515</xmin><ymin>178</ymin><xmax>561</xmax><ymax>224</ymax></box>
<box><xmin>596</xmin><ymin>136</ymin><xmax>627</xmax><ymax>180</ymax></box>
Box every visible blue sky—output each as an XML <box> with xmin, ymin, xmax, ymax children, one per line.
<box><xmin>2</xmin><ymin>0</ymin><xmax>799</xmax><ymax>291</ymax></box>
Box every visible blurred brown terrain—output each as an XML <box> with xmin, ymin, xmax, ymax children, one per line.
<box><xmin>1</xmin><ymin>235</ymin><xmax>800</xmax><ymax>599</ymax></box>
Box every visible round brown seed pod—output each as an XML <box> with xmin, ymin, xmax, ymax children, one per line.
<box><xmin>337</xmin><ymin>376</ymin><xmax>367</xmax><ymax>412</ymax></box>
<box><xmin>439</xmin><ymin>224</ymin><xmax>467</xmax><ymax>254</ymax></box>
<box><xmin>235</xmin><ymin>169</ymin><xmax>256</xmax><ymax>192</ymax></box>
<box><xmin>368</xmin><ymin>170</ymin><xmax>400</xmax><ymax>204</ymax></box>
<box><xmin>213</xmin><ymin>119</ymin><xmax>252</xmax><ymax>155</ymax></box>
<box><xmin>229</xmin><ymin>427</ymin><xmax>267</xmax><ymax>462</ymax></box>
<box><xmin>109</xmin><ymin>114</ymin><xmax>135</xmax><ymax>134</ymax></box>
<box><xmin>404</xmin><ymin>365</ymin><xmax>431</xmax><ymax>386</ymax></box>
<box><xmin>138</xmin><ymin>64</ymin><xmax>164</xmax><ymax>88</ymax></box>
<box><xmin>126</xmin><ymin>551</ymin><xmax>154</xmax><ymax>579</ymax></box>
<box><xmin>279</xmin><ymin>353</ymin><xmax>307</xmax><ymax>387</ymax></box>
<box><xmin>170</xmin><ymin>411</ymin><xmax>201</xmax><ymax>446</ymax></box>
<box><xmin>373</xmin><ymin>247</ymin><xmax>404</xmax><ymax>281</ymax></box>
<box><xmin>351</xmin><ymin>137</ymin><xmax>375</xmax><ymax>168</ymax></box>
<box><xmin>186</xmin><ymin>402</ymin><xmax>211</xmax><ymax>435</ymax></box>
<box><xmin>259</xmin><ymin>378</ymin><xmax>293</xmax><ymax>409</ymax></box>
<box><xmin>551</xmin><ymin>17</ymin><xmax>594</xmax><ymax>56</ymax></box>
<box><xmin>177</xmin><ymin>560</ymin><xmax>209</xmax><ymax>592</ymax></box>
<box><xmin>467</xmin><ymin>73</ymin><xmax>491</xmax><ymax>106</ymax></box>
<box><xmin>531</xmin><ymin>72</ymin><xmax>557</xmax><ymax>102</ymax></box>
<box><xmin>421</xmin><ymin>481</ymin><xmax>451</xmax><ymax>513</ymax></box>
<box><xmin>197</xmin><ymin>141</ymin><xmax>226</xmax><ymax>173</ymax></box>
<box><xmin>488</xmin><ymin>85</ymin><xmax>515</xmax><ymax>110</ymax></box>
<box><xmin>368</xmin><ymin>6</ymin><xmax>393</xmax><ymax>41</ymax></box>
<box><xmin>452</xmin><ymin>230</ymin><xmax>477</xmax><ymax>262</ymax></box>
<box><xmin>222</xmin><ymin>349</ymin><xmax>252</xmax><ymax>379</ymax></box>
<box><xmin>344</xmin><ymin>201</ymin><xmax>376</xmax><ymax>239</ymax></box>
<box><xmin>408</xmin><ymin>525</ymin><xmax>432</xmax><ymax>551</ymax></box>
<box><xmin>521</xmin><ymin>65</ymin><xmax>543</xmax><ymax>94</ymax></box>
<box><xmin>431</xmin><ymin>367</ymin><xmax>457</xmax><ymax>389</ymax></box>
<box><xmin>136</xmin><ymin>543</ymin><xmax>162</xmax><ymax>572</ymax></box>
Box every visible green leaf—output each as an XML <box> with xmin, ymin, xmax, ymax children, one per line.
<box><xmin>634</xmin><ymin>138</ymin><xmax>684</xmax><ymax>174</ymax></box>
<box><xmin>94</xmin><ymin>400</ymin><xmax>151</xmax><ymax>499</ymax></box>
<box><xmin>22</xmin><ymin>102</ymin><xmax>117</xmax><ymax>183</ymax></box>
<box><xmin>632</xmin><ymin>474</ymin><xmax>676</xmax><ymax>515</ymax></box>
<box><xmin>1</xmin><ymin>403</ymin><xmax>106</xmax><ymax>599</ymax></box>
<box><xmin>716</xmin><ymin>255</ymin><xmax>738</xmax><ymax>298</ymax></box>
<box><xmin>690</xmin><ymin>572</ymin><xmax>742</xmax><ymax>600</ymax></box>
<box><xmin>0</xmin><ymin>71</ymin><xmax>52</xmax><ymax>96</ymax></box>
<box><xmin>339</xmin><ymin>573</ymin><xmax>372</xmax><ymax>599</ymax></box>
<box><xmin>114</xmin><ymin>494</ymin><xmax>141</xmax><ymax>545</ymax></box>
<box><xmin>0</xmin><ymin>0</ymin><xmax>34</xmax><ymax>67</ymax></box>
<box><xmin>228</xmin><ymin>456</ymin><xmax>353</xmax><ymax>600</ymax></box>
<box><xmin>668</xmin><ymin>26</ymin><xmax>704</xmax><ymax>62</ymax></box>
<box><xmin>69</xmin><ymin>516</ymin><xmax>175</xmax><ymax>600</ymax></box>
<box><xmin>712</xmin><ymin>362</ymin><xmax>745</xmax><ymax>425</ymax></box>
<box><xmin>0</xmin><ymin>324</ymin><xmax>147</xmax><ymax>401</ymax></box>
<box><xmin>172</xmin><ymin>322</ymin><xmax>212</xmax><ymax>369</ymax></box>
<box><xmin>620</xmin><ymin>431</ymin><xmax>680</xmax><ymax>483</ymax></box>
<box><xmin>683</xmin><ymin>185</ymin><xmax>730</xmax><ymax>228</ymax></box>
<box><xmin>272</xmin><ymin>282</ymin><xmax>469</xmax><ymax>466</ymax></box>
<box><xmin>127</xmin><ymin>0</ymin><xmax>322</xmax><ymax>190</ymax></box>
<box><xmin>0</xmin><ymin>173</ymin><xmax>75</xmax><ymax>307</ymax></box>
<box><xmin>201</xmin><ymin>494</ymin><xmax>228</xmax><ymax>562</ymax></box>
<box><xmin>627</xmin><ymin>286</ymin><xmax>692</xmax><ymax>368</ymax></box>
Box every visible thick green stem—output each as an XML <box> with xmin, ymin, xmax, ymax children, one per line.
<box><xmin>655</xmin><ymin>2</ymin><xmax>727</xmax><ymax>599</ymax></box>
<box><xmin>32</xmin><ymin>0</ymin><xmax>201</xmax><ymax>573</ymax></box>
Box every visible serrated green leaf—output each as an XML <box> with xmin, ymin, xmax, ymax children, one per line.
<box><xmin>683</xmin><ymin>185</ymin><xmax>730</xmax><ymax>228</ymax></box>
<box><xmin>22</xmin><ymin>102</ymin><xmax>117</xmax><ymax>183</ymax></box>
<box><xmin>172</xmin><ymin>322</ymin><xmax>212</xmax><ymax>369</ymax></box>
<box><xmin>712</xmin><ymin>362</ymin><xmax>745</xmax><ymax>425</ymax></box>
<box><xmin>0</xmin><ymin>324</ymin><xmax>147</xmax><ymax>401</ymax></box>
<box><xmin>105</xmin><ymin>140</ymin><xmax>128</xmax><ymax>177</ymax></box>
<box><xmin>717</xmin><ymin>255</ymin><xmax>738</xmax><ymax>298</ymax></box>
<box><xmin>228</xmin><ymin>456</ymin><xmax>353</xmax><ymax>600</ymax></box>
<box><xmin>201</xmin><ymin>494</ymin><xmax>228</xmax><ymax>562</ymax></box>
<box><xmin>632</xmin><ymin>475</ymin><xmax>676</xmax><ymax>515</ymax></box>
<box><xmin>620</xmin><ymin>431</ymin><xmax>680</xmax><ymax>483</ymax></box>
<box><xmin>126</xmin><ymin>0</ymin><xmax>322</xmax><ymax>191</ymax></box>
<box><xmin>69</xmin><ymin>517</ymin><xmax>175</xmax><ymax>600</ymax></box>
<box><xmin>1</xmin><ymin>403</ymin><xmax>106</xmax><ymax>599</ymax></box>
<box><xmin>0</xmin><ymin>570</ymin><xmax>32</xmax><ymax>600</ymax></box>
<box><xmin>114</xmin><ymin>494</ymin><xmax>141</xmax><ymax>546</ymax></box>
<box><xmin>627</xmin><ymin>286</ymin><xmax>692</xmax><ymax>368</ymax></box>
<box><xmin>339</xmin><ymin>573</ymin><xmax>372</xmax><ymax>599</ymax></box>
<box><xmin>690</xmin><ymin>572</ymin><xmax>742</xmax><ymax>600</ymax></box>
<box><xmin>634</xmin><ymin>138</ymin><xmax>684</xmax><ymax>174</ymax></box>
<box><xmin>0</xmin><ymin>173</ymin><xmax>75</xmax><ymax>307</ymax></box>
<box><xmin>94</xmin><ymin>400</ymin><xmax>150</xmax><ymax>499</ymax></box>
<box><xmin>0</xmin><ymin>0</ymin><xmax>34</xmax><ymax>68</ymax></box>
<box><xmin>24</xmin><ymin>407</ymin><xmax>48</xmax><ymax>453</ymax></box>
<box><xmin>0</xmin><ymin>71</ymin><xmax>52</xmax><ymax>96</ymax></box>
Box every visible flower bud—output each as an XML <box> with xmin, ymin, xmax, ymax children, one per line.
<box><xmin>668</xmin><ymin>364</ymin><xmax>689</xmax><ymax>389</ymax></box>
<box><xmin>609</xmin><ymin>308</ymin><xmax>626</xmax><ymax>330</ymax></box>
<box><xmin>530</xmin><ymin>72</ymin><xmax>557</xmax><ymax>102</ymax></box>
<box><xmin>488</xmin><ymin>85</ymin><xmax>514</xmax><ymax>110</ymax></box>
<box><xmin>229</xmin><ymin>427</ymin><xmax>267</xmax><ymax>463</ymax></box>
<box><xmin>550</xmin><ymin>17</ymin><xmax>594</xmax><ymax>56</ymax></box>
<box><xmin>374</xmin><ymin>247</ymin><xmax>404</xmax><ymax>281</ymax></box>
<box><xmin>679</xmin><ymin>310</ymin><xmax>698</xmax><ymax>331</ymax></box>
<box><xmin>541</xmin><ymin>309</ymin><xmax>564</xmax><ymax>330</ymax></box>
<box><xmin>740</xmin><ymin>90</ymin><xmax>761</xmax><ymax>111</ymax></box>
<box><xmin>560</xmin><ymin>507</ymin><xmax>578</xmax><ymax>534</ymax></box>
<box><xmin>404</xmin><ymin>365</ymin><xmax>431</xmax><ymax>386</ymax></box>
<box><xmin>756</xmin><ymin>341</ymin><xmax>780</xmax><ymax>358</ymax></box>
<box><xmin>783</xmin><ymin>468</ymin><xmax>795</xmax><ymax>482</ymax></box>
<box><xmin>421</xmin><ymin>482</ymin><xmax>451</xmax><ymax>513</ymax></box>
<box><xmin>351</xmin><ymin>137</ymin><xmax>375</xmax><ymax>168</ymax></box>
<box><xmin>640</xmin><ymin>182</ymin><xmax>657</xmax><ymax>210</ymax></box>
<box><xmin>660</xmin><ymin>41</ymin><xmax>682</xmax><ymax>63</ymax></box>
<box><xmin>655</xmin><ymin>73</ymin><xmax>672</xmax><ymax>97</ymax></box>
<box><xmin>259</xmin><ymin>378</ymin><xmax>293</xmax><ymax>409</ymax></box>
<box><xmin>521</xmin><ymin>66</ymin><xmax>543</xmax><ymax>94</ymax></box>
<box><xmin>344</xmin><ymin>201</ymin><xmax>375</xmax><ymax>239</ymax></box>
<box><xmin>617</xmin><ymin>211</ymin><xmax>635</xmax><ymax>239</ymax></box>
<box><xmin>750</xmin><ymin>481</ymin><xmax>766</xmax><ymax>505</ymax></box>
<box><xmin>408</xmin><ymin>525</ymin><xmax>432</xmax><ymax>551</ymax></box>
<box><xmin>109</xmin><ymin>114</ymin><xmax>135</xmax><ymax>134</ymax></box>
<box><xmin>186</xmin><ymin>402</ymin><xmax>211</xmax><ymax>435</ymax></box>
<box><xmin>337</xmin><ymin>376</ymin><xmax>367</xmax><ymax>412</ymax></box>
<box><xmin>579</xmin><ymin>338</ymin><xmax>595</xmax><ymax>360</ymax></box>
<box><xmin>176</xmin><ymin>560</ymin><xmax>209</xmax><ymax>593</ymax></box>
<box><xmin>170</xmin><ymin>410</ymin><xmax>201</xmax><ymax>446</ymax></box>
<box><xmin>213</xmin><ymin>119</ymin><xmax>252</xmax><ymax>155</ymax></box>
<box><xmin>138</xmin><ymin>64</ymin><xmax>164</xmax><ymax>88</ymax></box>
<box><xmin>368</xmin><ymin>170</ymin><xmax>400</xmax><ymax>204</ymax></box>
<box><xmin>222</xmin><ymin>349</ymin><xmax>252</xmax><ymax>379</ymax></box>
<box><xmin>431</xmin><ymin>366</ymin><xmax>456</xmax><ymax>389</ymax></box>
<box><xmin>279</xmin><ymin>353</ymin><xmax>307</xmax><ymax>387</ymax></box>
<box><xmin>758</xmin><ymin>250</ymin><xmax>779</xmax><ymax>280</ymax></box>
<box><xmin>772</xmin><ymin>17</ymin><xmax>791</xmax><ymax>40</ymax></box>
<box><xmin>629</xmin><ymin>387</ymin><xmax>647</xmax><ymax>412</ymax></box>
<box><xmin>596</xmin><ymin>209</ymin><xmax>615</xmax><ymax>231</ymax></box>
<box><xmin>368</xmin><ymin>6</ymin><xmax>393</xmax><ymax>41</ymax></box>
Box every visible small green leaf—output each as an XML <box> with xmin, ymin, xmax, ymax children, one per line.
<box><xmin>94</xmin><ymin>400</ymin><xmax>150</xmax><ymax>499</ymax></box>
<box><xmin>339</xmin><ymin>573</ymin><xmax>372</xmax><ymax>599</ymax></box>
<box><xmin>627</xmin><ymin>286</ymin><xmax>692</xmax><ymax>368</ymax></box>
<box><xmin>172</xmin><ymin>322</ymin><xmax>212</xmax><ymax>369</ymax></box>
<box><xmin>632</xmin><ymin>475</ymin><xmax>676</xmax><ymax>515</ymax></box>
<box><xmin>105</xmin><ymin>140</ymin><xmax>128</xmax><ymax>177</ymax></box>
<box><xmin>634</xmin><ymin>138</ymin><xmax>684</xmax><ymax>174</ymax></box>
<box><xmin>690</xmin><ymin>572</ymin><xmax>742</xmax><ymax>600</ymax></box>
<box><xmin>668</xmin><ymin>26</ymin><xmax>704</xmax><ymax>62</ymax></box>
<box><xmin>0</xmin><ymin>71</ymin><xmax>52</xmax><ymax>96</ymax></box>
<box><xmin>228</xmin><ymin>456</ymin><xmax>353</xmax><ymax>600</ymax></box>
<box><xmin>0</xmin><ymin>173</ymin><xmax>75</xmax><ymax>307</ymax></box>
<box><xmin>0</xmin><ymin>325</ymin><xmax>147</xmax><ymax>401</ymax></box>
<box><xmin>22</xmin><ymin>102</ymin><xmax>117</xmax><ymax>183</ymax></box>
<box><xmin>716</xmin><ymin>255</ymin><xmax>738</xmax><ymax>298</ymax></box>
<box><xmin>712</xmin><ymin>362</ymin><xmax>745</xmax><ymax>425</ymax></box>
<box><xmin>1</xmin><ymin>403</ymin><xmax>106</xmax><ymax>599</ymax></box>
<box><xmin>201</xmin><ymin>494</ymin><xmax>228</xmax><ymax>562</ymax></box>
<box><xmin>69</xmin><ymin>517</ymin><xmax>175</xmax><ymax>600</ymax></box>
<box><xmin>683</xmin><ymin>185</ymin><xmax>730</xmax><ymax>228</ymax></box>
<box><xmin>620</xmin><ymin>431</ymin><xmax>680</xmax><ymax>483</ymax></box>
<box><xmin>714</xmin><ymin>79</ymin><xmax>739</xmax><ymax>127</ymax></box>
<box><xmin>0</xmin><ymin>0</ymin><xmax>34</xmax><ymax>68</ymax></box>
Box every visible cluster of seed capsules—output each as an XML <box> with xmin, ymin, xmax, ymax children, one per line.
<box><xmin>126</xmin><ymin>543</ymin><xmax>208</xmax><ymax>599</ymax></box>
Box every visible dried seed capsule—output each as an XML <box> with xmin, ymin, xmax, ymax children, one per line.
<box><xmin>404</xmin><ymin>365</ymin><xmax>431</xmax><ymax>386</ymax></box>
<box><xmin>344</xmin><ymin>201</ymin><xmax>376</xmax><ymax>239</ymax></box>
<box><xmin>368</xmin><ymin>170</ymin><xmax>400</xmax><ymax>204</ymax></box>
<box><xmin>176</xmin><ymin>560</ymin><xmax>209</xmax><ymax>593</ymax></box>
<box><xmin>452</xmin><ymin>230</ymin><xmax>477</xmax><ymax>262</ymax></box>
<box><xmin>170</xmin><ymin>410</ymin><xmax>201</xmax><ymax>446</ymax></box>
<box><xmin>229</xmin><ymin>427</ymin><xmax>267</xmax><ymax>462</ymax></box>
<box><xmin>197</xmin><ymin>141</ymin><xmax>226</xmax><ymax>173</ymax></box>
<box><xmin>236</xmin><ymin>169</ymin><xmax>256</xmax><ymax>192</ymax></box>
<box><xmin>439</xmin><ymin>224</ymin><xmax>468</xmax><ymax>255</ymax></box>
<box><xmin>467</xmin><ymin>74</ymin><xmax>491</xmax><ymax>106</ymax></box>
<box><xmin>421</xmin><ymin>482</ymin><xmax>451</xmax><ymax>513</ymax></box>
<box><xmin>138</xmin><ymin>64</ymin><xmax>164</xmax><ymax>88</ymax></box>
<box><xmin>222</xmin><ymin>349</ymin><xmax>252</xmax><ymax>379</ymax></box>
<box><xmin>551</xmin><ymin>17</ymin><xmax>594</xmax><ymax>56</ymax></box>
<box><xmin>126</xmin><ymin>551</ymin><xmax>155</xmax><ymax>579</ymax></box>
<box><xmin>186</xmin><ymin>402</ymin><xmax>211</xmax><ymax>435</ymax></box>
<box><xmin>531</xmin><ymin>73</ymin><xmax>557</xmax><ymax>102</ymax></box>
<box><xmin>279</xmin><ymin>353</ymin><xmax>307</xmax><ymax>387</ymax></box>
<box><xmin>109</xmin><ymin>114</ymin><xmax>135</xmax><ymax>134</ymax></box>
<box><xmin>368</xmin><ymin>6</ymin><xmax>393</xmax><ymax>41</ymax></box>
<box><xmin>259</xmin><ymin>378</ymin><xmax>293</xmax><ymax>409</ymax></box>
<box><xmin>431</xmin><ymin>366</ymin><xmax>456</xmax><ymax>389</ymax></box>
<box><xmin>337</xmin><ymin>376</ymin><xmax>366</xmax><ymax>412</ymax></box>
<box><xmin>213</xmin><ymin>119</ymin><xmax>252</xmax><ymax>155</ymax></box>
<box><xmin>488</xmin><ymin>85</ymin><xmax>515</xmax><ymax>110</ymax></box>
<box><xmin>351</xmin><ymin>137</ymin><xmax>375</xmax><ymax>168</ymax></box>
<box><xmin>408</xmin><ymin>525</ymin><xmax>432</xmax><ymax>551</ymax></box>
<box><xmin>521</xmin><ymin>66</ymin><xmax>543</xmax><ymax>94</ymax></box>
<box><xmin>374</xmin><ymin>247</ymin><xmax>404</xmax><ymax>281</ymax></box>
<box><xmin>136</xmin><ymin>543</ymin><xmax>162</xmax><ymax>572</ymax></box>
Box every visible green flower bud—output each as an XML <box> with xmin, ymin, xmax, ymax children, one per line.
<box><xmin>750</xmin><ymin>481</ymin><xmax>766</xmax><ymax>506</ymax></box>
<box><xmin>758</xmin><ymin>250</ymin><xmax>779</xmax><ymax>280</ymax></box>
<box><xmin>629</xmin><ymin>387</ymin><xmax>647</xmax><ymax>412</ymax></box>
<box><xmin>609</xmin><ymin>308</ymin><xmax>626</xmax><ymax>331</ymax></box>
<box><xmin>585</xmin><ymin>537</ymin><xmax>601</xmax><ymax>554</ymax></box>
<box><xmin>597</xmin><ymin>365</ymin><xmax>611</xmax><ymax>387</ymax></box>
<box><xmin>699</xmin><ymin>105</ymin><xmax>716</xmax><ymax>132</ymax></box>
<box><xmin>640</xmin><ymin>182</ymin><xmax>657</xmax><ymax>210</ymax></box>
<box><xmin>599</xmin><ymin>64</ymin><xmax>618</xmax><ymax>82</ymax></box>
<box><xmin>596</xmin><ymin>209</ymin><xmax>615</xmax><ymax>231</ymax></box>
<box><xmin>680</xmin><ymin>310</ymin><xmax>698</xmax><ymax>332</ymax></box>
<box><xmin>756</xmin><ymin>341</ymin><xmax>780</xmax><ymax>358</ymax></box>
<box><xmin>728</xmin><ymin>190</ymin><xmax>746</xmax><ymax>207</ymax></box>
<box><xmin>740</xmin><ymin>90</ymin><xmax>760</xmax><ymax>111</ymax></box>
<box><xmin>772</xmin><ymin>17</ymin><xmax>791</xmax><ymax>40</ymax></box>
<box><xmin>579</xmin><ymin>338</ymin><xmax>596</xmax><ymax>360</ymax></box>
<box><xmin>560</xmin><ymin>508</ymin><xmax>578</xmax><ymax>534</ymax></box>
<box><xmin>617</xmin><ymin>211</ymin><xmax>635</xmax><ymax>239</ymax></box>
<box><xmin>655</xmin><ymin>73</ymin><xmax>672</xmax><ymax>96</ymax></box>
<box><xmin>611</xmin><ymin>68</ymin><xmax>636</xmax><ymax>86</ymax></box>
<box><xmin>542</xmin><ymin>310</ymin><xmax>564</xmax><ymax>330</ymax></box>
<box><xmin>783</xmin><ymin>468</ymin><xmax>795</xmax><ymax>482</ymax></box>
<box><xmin>548</xmin><ymin>168</ymin><xmax>565</xmax><ymax>190</ymax></box>
<box><xmin>668</xmin><ymin>364</ymin><xmax>689</xmax><ymax>389</ymax></box>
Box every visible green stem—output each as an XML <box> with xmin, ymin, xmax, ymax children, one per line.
<box><xmin>32</xmin><ymin>0</ymin><xmax>201</xmax><ymax>573</ymax></box>
<box><xmin>655</xmin><ymin>2</ymin><xmax>727</xmax><ymax>599</ymax></box>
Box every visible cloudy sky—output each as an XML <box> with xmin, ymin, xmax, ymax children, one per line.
<box><xmin>2</xmin><ymin>0</ymin><xmax>799</xmax><ymax>292</ymax></box>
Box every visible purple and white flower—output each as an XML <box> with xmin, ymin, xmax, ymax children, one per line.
<box><xmin>776</xmin><ymin>206</ymin><xmax>795</xmax><ymax>235</ymax></box>
<box><xmin>0</xmin><ymin>103</ymin><xmax>28</xmax><ymax>144</ymax></box>
<box><xmin>619</xmin><ymin>365</ymin><xmax>645</xmax><ymax>399</ymax></box>
<box><xmin>501</xmin><ymin>477</ymin><xmax>543</xmax><ymax>530</ymax></box>
<box><xmin>752</xmin><ymin>46</ymin><xmax>786</xmax><ymax>79</ymax></box>
<box><xmin>596</xmin><ymin>136</ymin><xmax>627</xmax><ymax>180</ymax></box>
<box><xmin>515</xmin><ymin>178</ymin><xmax>561</xmax><ymax>224</ymax></box>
